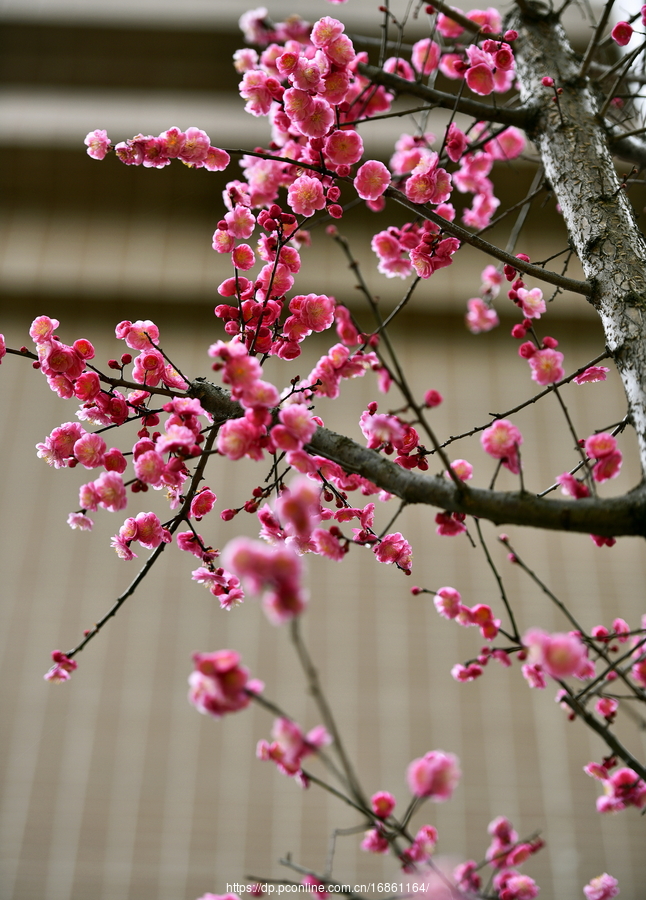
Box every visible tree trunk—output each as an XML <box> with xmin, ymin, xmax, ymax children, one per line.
<box><xmin>513</xmin><ymin>3</ymin><xmax>646</xmax><ymax>481</ymax></box>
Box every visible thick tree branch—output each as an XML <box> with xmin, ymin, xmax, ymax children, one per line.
<box><xmin>190</xmin><ymin>380</ymin><xmax>646</xmax><ymax>537</ymax></box>
<box><xmin>357</xmin><ymin>62</ymin><xmax>538</xmax><ymax>128</ymax></box>
<box><xmin>384</xmin><ymin>185</ymin><xmax>592</xmax><ymax>295</ymax></box>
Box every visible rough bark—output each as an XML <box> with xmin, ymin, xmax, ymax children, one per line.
<box><xmin>512</xmin><ymin>3</ymin><xmax>646</xmax><ymax>480</ymax></box>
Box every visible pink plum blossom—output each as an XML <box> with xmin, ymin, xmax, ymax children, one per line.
<box><xmin>524</xmin><ymin>628</ymin><xmax>589</xmax><ymax>680</ymax></box>
<box><xmin>287</xmin><ymin>175</ymin><xmax>327</xmax><ymax>217</ymax></box>
<box><xmin>445</xmin><ymin>122</ymin><xmax>469</xmax><ymax>162</ymax></box>
<box><xmin>405</xmin><ymin>154</ymin><xmax>452</xmax><ymax>205</ymax></box>
<box><xmin>498</xmin><ymin>874</ymin><xmax>539</xmax><ymax>900</ymax></box>
<box><xmin>522</xmin><ymin>663</ymin><xmax>547</xmax><ymax>689</ymax></box>
<box><xmin>275</xmin><ymin>477</ymin><xmax>321</xmax><ymax>540</ymax></box>
<box><xmin>44</xmin><ymin>650</ymin><xmax>78</xmax><ymax>683</ymax></box>
<box><xmin>373</xmin><ymin>532</ymin><xmax>412</xmax><ymax>574</ymax></box>
<box><xmin>354</xmin><ymin>160</ymin><xmax>390</xmax><ymax>200</ymax></box>
<box><xmin>360</xmin><ymin>828</ymin><xmax>389</xmax><ymax>854</ymax></box>
<box><xmin>452</xmin><ymin>663</ymin><xmax>484</xmax><ymax>682</ymax></box>
<box><xmin>434</xmin><ymin>586</ymin><xmax>462</xmax><ymax>619</ymax></box>
<box><xmin>37</xmin><ymin>421</ymin><xmax>86</xmax><ymax>468</ymax></box>
<box><xmin>435</xmin><ymin>511</ymin><xmax>467</xmax><ymax>536</ymax></box>
<box><xmin>412</xmin><ymin>39</ymin><xmax>441</xmax><ymax>75</ymax></box>
<box><xmin>556</xmin><ymin>472</ymin><xmax>590</xmax><ymax>499</ymax></box>
<box><xmin>407</xmin><ymin>750</ymin><xmax>461</xmax><ymax>800</ymax></box>
<box><xmin>188</xmin><ymin>649</ymin><xmax>262</xmax><ymax>718</ymax></box>
<box><xmin>67</xmin><ymin>512</ymin><xmax>93</xmax><ymax>531</ymax></box>
<box><xmin>481</xmin><ymin>419</ymin><xmax>523</xmax><ymax>473</ymax></box>
<box><xmin>573</xmin><ymin>366</ymin><xmax>609</xmax><ymax>384</ymax></box>
<box><xmin>257</xmin><ymin>716</ymin><xmax>331</xmax><ymax>779</ymax></box>
<box><xmin>466</xmin><ymin>297</ymin><xmax>499</xmax><ymax>333</ymax></box>
<box><xmin>324</xmin><ymin>129</ymin><xmax>364</xmax><ymax>165</ymax></box>
<box><xmin>584</xmin><ymin>432</ymin><xmax>617</xmax><ymax>459</ymax></box>
<box><xmin>588</xmin><ymin>765</ymin><xmax>646</xmax><ymax>813</ymax></box>
<box><xmin>84</xmin><ymin>129</ymin><xmax>111</xmax><ymax>159</ymax></box>
<box><xmin>516</xmin><ymin>287</ymin><xmax>545</xmax><ymax>318</ymax></box>
<box><xmin>115</xmin><ymin>319</ymin><xmax>159</xmax><ymax>350</ymax></box>
<box><xmin>223</xmin><ymin>537</ymin><xmax>307</xmax><ymax>624</ymax></box>
<box><xmin>485</xmin><ymin>127</ymin><xmax>525</xmax><ymax>160</ymax></box>
<box><xmin>583</xmin><ymin>874</ymin><xmax>619</xmax><ymax>900</ymax></box>
<box><xmin>446</xmin><ymin>459</ymin><xmax>473</xmax><ymax>481</ymax></box>
<box><xmin>83</xmin><ymin>471</ymin><xmax>127</xmax><ymax>512</ymax></box>
<box><xmin>611</xmin><ymin>21</ymin><xmax>633</xmax><ymax>45</ymax></box>
<box><xmin>528</xmin><ymin>347</ymin><xmax>565</xmax><ymax>385</ymax></box>
<box><xmin>371</xmin><ymin>791</ymin><xmax>396</xmax><ymax>818</ymax></box>
<box><xmin>311</xmin><ymin>16</ymin><xmax>345</xmax><ymax>47</ymax></box>
<box><xmin>296</xmin><ymin>97</ymin><xmax>335</xmax><ymax>138</ymax></box>
<box><xmin>584</xmin><ymin>432</ymin><xmax>623</xmax><ymax>482</ymax></box>
<box><xmin>190</xmin><ymin>488</ymin><xmax>217</xmax><ymax>520</ymax></box>
<box><xmin>466</xmin><ymin>63</ymin><xmax>495</xmax><ymax>96</ymax></box>
<box><xmin>217</xmin><ymin>418</ymin><xmax>264</xmax><ymax>461</ymax></box>
<box><xmin>73</xmin><ymin>433</ymin><xmax>106</xmax><ymax>468</ymax></box>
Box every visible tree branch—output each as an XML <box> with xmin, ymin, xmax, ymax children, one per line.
<box><xmin>385</xmin><ymin>185</ymin><xmax>592</xmax><ymax>295</ymax></box>
<box><xmin>190</xmin><ymin>379</ymin><xmax>646</xmax><ymax>538</ymax></box>
<box><xmin>357</xmin><ymin>62</ymin><xmax>538</xmax><ymax>128</ymax></box>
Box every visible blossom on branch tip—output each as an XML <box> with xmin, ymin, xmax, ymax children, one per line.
<box><xmin>373</xmin><ymin>532</ymin><xmax>412</xmax><ymax>574</ymax></box>
<box><xmin>611</xmin><ymin>21</ymin><xmax>633</xmax><ymax>46</ymax></box>
<box><xmin>573</xmin><ymin>365</ymin><xmax>609</xmax><ymax>384</ymax></box>
<box><xmin>44</xmin><ymin>650</ymin><xmax>78</xmax><ymax>682</ymax></box>
<box><xmin>84</xmin><ymin>129</ymin><xmax>111</xmax><ymax>159</ymax></box>
<box><xmin>451</xmin><ymin>663</ymin><xmax>484</xmax><ymax>682</ymax></box>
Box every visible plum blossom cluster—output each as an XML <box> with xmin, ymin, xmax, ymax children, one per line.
<box><xmin>110</xmin><ymin>511</ymin><xmax>172</xmax><ymax>560</ymax></box>
<box><xmin>223</xmin><ymin>536</ymin><xmax>307</xmax><ymax>624</ymax></box>
<box><xmin>422</xmin><ymin>815</ymin><xmax>543</xmax><ymax>898</ymax></box>
<box><xmin>231</xmin><ymin>13</ymin><xmax>395</xmax><ymax>217</ymax></box>
<box><xmin>29</xmin><ymin>315</ymin><xmax>96</xmax><ymax>400</ymax></box>
<box><xmin>188</xmin><ymin>649</ymin><xmax>263</xmax><ymax>719</ymax></box>
<box><xmin>359</xmin><ymin>401</ymin><xmax>428</xmax><ymax>471</ymax></box>
<box><xmin>584</xmin><ymin>432</ymin><xmax>623</xmax><ymax>484</ymax></box>
<box><xmin>257</xmin><ymin>717</ymin><xmax>331</xmax><ymax>784</ymax></box>
<box><xmin>371</xmin><ymin>215</ymin><xmax>460</xmax><ymax>280</ymax></box>
<box><xmin>464</xmin><ymin>264</ymin><xmax>503</xmax><ymax>333</ymax></box>
<box><xmin>453</xmin><ymin>127</ymin><xmax>525</xmax><ymax>229</ymax></box>
<box><xmin>85</xmin><ymin>126</ymin><xmax>230</xmax><ymax>171</ymax></box>
<box><xmin>585</xmin><ymin>760</ymin><xmax>646</xmax><ymax>813</ymax></box>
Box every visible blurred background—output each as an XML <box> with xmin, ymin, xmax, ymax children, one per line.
<box><xmin>1</xmin><ymin>1</ymin><xmax>645</xmax><ymax>899</ymax></box>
